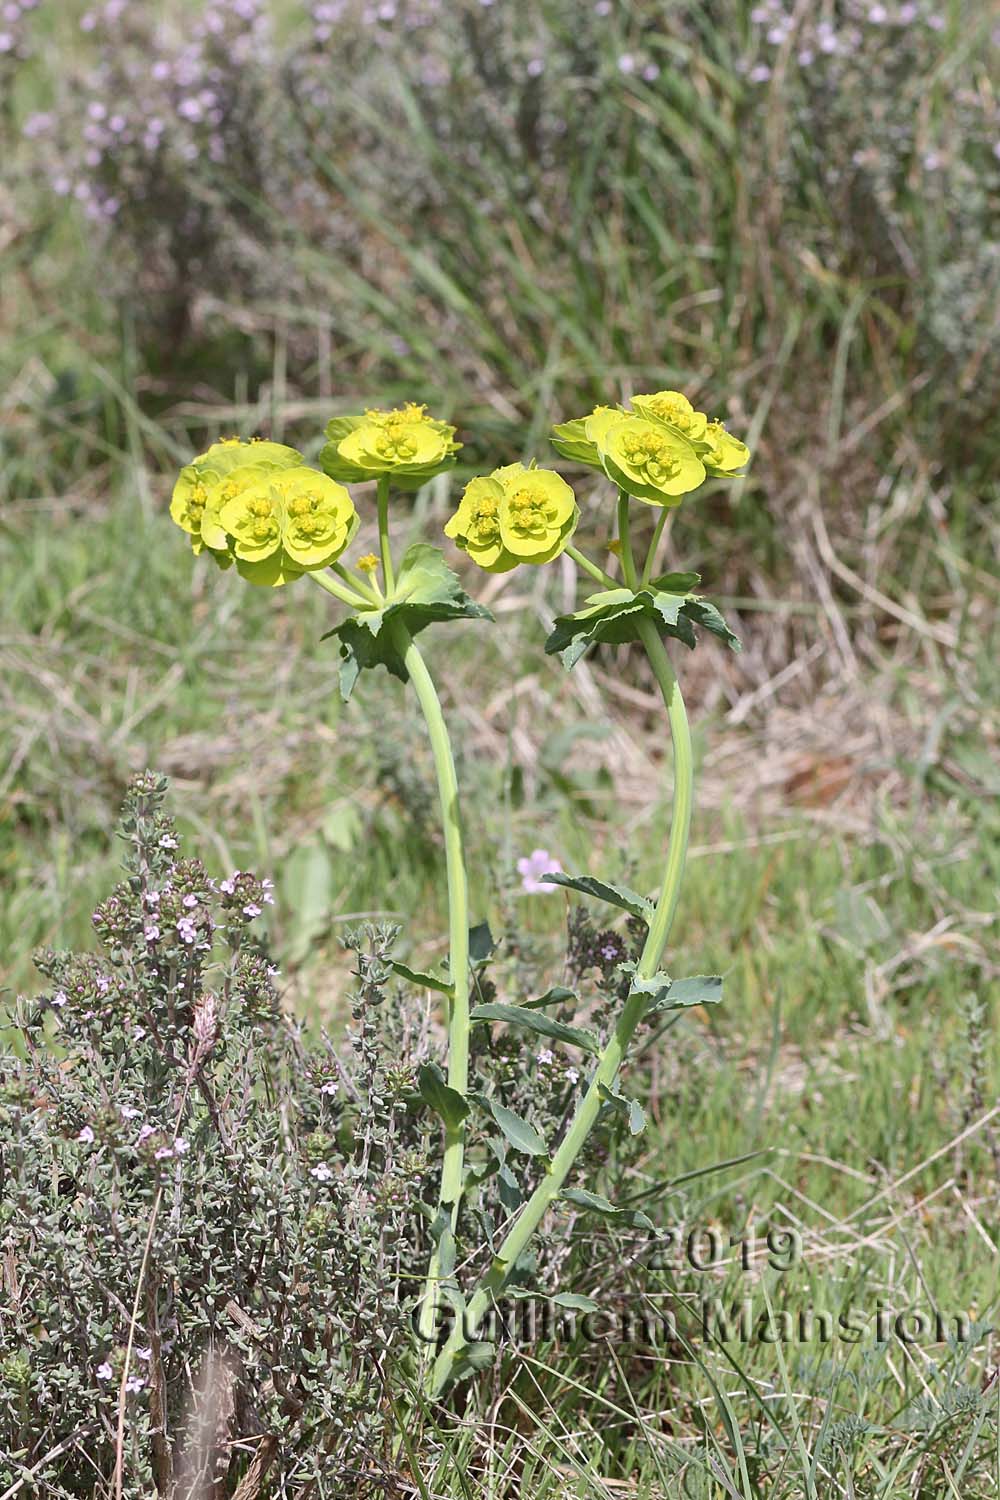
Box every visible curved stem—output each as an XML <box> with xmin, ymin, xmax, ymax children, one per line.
<box><xmin>333</xmin><ymin>560</ymin><xmax>381</xmax><ymax>605</ymax></box>
<box><xmin>640</xmin><ymin>508</ymin><xmax>673</xmax><ymax>587</ymax></box>
<box><xmin>388</xmin><ymin>620</ymin><xmax>471</xmax><ymax>1352</ymax></box>
<box><xmin>377</xmin><ymin>474</ymin><xmax>395</xmax><ymax>594</ymax></box>
<box><xmin>565</xmin><ymin>544</ymin><xmax>618</xmax><ymax>592</ymax></box>
<box><xmin>309</xmin><ymin>569</ymin><xmax>370</xmax><ymax>609</ymax></box>
<box><xmin>430</xmin><ymin>622</ymin><xmax>693</xmax><ymax>1396</ymax></box>
<box><xmin>617</xmin><ymin>490</ymin><xmax>639</xmax><ymax>591</ymax></box>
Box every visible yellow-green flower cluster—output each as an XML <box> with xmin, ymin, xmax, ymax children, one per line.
<box><xmin>320</xmin><ymin>403</ymin><xmax>461</xmax><ymax>489</ymax></box>
<box><xmin>169</xmin><ymin>438</ymin><xmax>358</xmax><ymax>587</ymax></box>
<box><xmin>551</xmin><ymin>390</ymin><xmax>750</xmax><ymax>508</ymax></box>
<box><xmin>445</xmin><ymin>462</ymin><xmax>578</xmax><ymax>573</ymax></box>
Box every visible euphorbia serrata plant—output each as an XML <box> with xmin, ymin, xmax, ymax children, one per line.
<box><xmin>169</xmin><ymin>389</ymin><xmax>748</xmax><ymax>1394</ymax></box>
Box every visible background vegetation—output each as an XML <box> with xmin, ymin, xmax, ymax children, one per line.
<box><xmin>1</xmin><ymin>0</ymin><xmax>998</xmax><ymax>1494</ymax></box>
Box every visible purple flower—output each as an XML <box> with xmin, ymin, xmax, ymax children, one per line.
<box><xmin>78</xmin><ymin>1126</ymin><xmax>96</xmax><ymax>1144</ymax></box>
<box><xmin>144</xmin><ymin>924</ymin><xmax>160</xmax><ymax>941</ymax></box>
<box><xmin>242</xmin><ymin>903</ymin><xmax>262</xmax><ymax>918</ymax></box>
<box><xmin>159</xmin><ymin>834</ymin><xmax>178</xmax><ymax>850</ymax></box>
<box><xmin>120</xmin><ymin>1104</ymin><xmax>142</xmax><ymax>1120</ymax></box>
<box><xmin>177</xmin><ymin>917</ymin><xmax>197</xmax><ymax>944</ymax></box>
<box><xmin>320</xmin><ymin>1080</ymin><xmax>338</xmax><ymax>1096</ymax></box>
<box><xmin>617</xmin><ymin>52</ymin><xmax>636</xmax><ymax>74</ymax></box>
<box><xmin>565</xmin><ymin>1067</ymin><xmax>580</xmax><ymax>1084</ymax></box>
<box><xmin>537</xmin><ymin>1048</ymin><xmax>555</xmax><ymax>1066</ymax></box>
<box><xmin>52</xmin><ymin>990</ymin><xmax>68</xmax><ymax>1008</ymax></box>
<box><xmin>135</xmin><ymin>1346</ymin><xmax>152</xmax><ymax>1361</ymax></box>
<box><xmin>125</xmin><ymin>1375</ymin><xmax>145</xmax><ymax>1394</ymax></box>
<box><xmin>310</xmin><ymin>1162</ymin><xmax>333</xmax><ymax>1181</ymax></box>
<box><xmin>183</xmin><ymin>894</ymin><xmax>198</xmax><ymax>909</ymax></box>
<box><xmin>137</xmin><ymin>1123</ymin><xmax>155</xmax><ymax>1144</ymax></box>
<box><xmin>173</xmin><ymin>1136</ymin><xmax>190</xmax><ymax>1154</ymax></box>
<box><xmin>749</xmin><ymin>62</ymin><xmax>772</xmax><ymax>81</ymax></box>
<box><xmin>516</xmin><ymin>849</ymin><xmax>563</xmax><ymax>894</ymax></box>
<box><xmin>95</xmin><ymin>1361</ymin><xmax>113</xmax><ymax>1381</ymax></box>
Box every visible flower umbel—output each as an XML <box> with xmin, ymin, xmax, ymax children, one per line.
<box><xmin>550</xmin><ymin>392</ymin><xmax>750</xmax><ymax>503</ymax></box>
<box><xmin>219</xmin><ymin>468</ymin><xmax>359</xmax><ymax>587</ymax></box>
<box><xmin>320</xmin><ymin>402</ymin><xmax>461</xmax><ymax>489</ymax></box>
<box><xmin>445</xmin><ymin>462</ymin><xmax>578</xmax><ymax>573</ymax></box>
<box><xmin>169</xmin><ymin>437</ymin><xmax>302</xmax><ymax>565</ymax></box>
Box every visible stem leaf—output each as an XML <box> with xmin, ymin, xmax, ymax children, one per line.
<box><xmin>489</xmin><ymin>1100</ymin><xmax>549</xmax><ymax>1157</ymax></box>
<box><xmin>541</xmin><ymin>871</ymin><xmax>652</xmax><ymax>922</ymax></box>
<box><xmin>470</xmin><ymin>1002</ymin><xmax>600</xmax><ymax>1054</ymax></box>
<box><xmin>391</xmin><ymin>960</ymin><xmax>454</xmax><ymax>998</ymax></box>
<box><xmin>597</xmin><ymin>1081</ymin><xmax>647</xmax><ymax>1136</ymax></box>
<box><xmin>417</xmin><ymin>1062</ymin><xmax>470</xmax><ymax>1130</ymax></box>
<box><xmin>561</xmin><ymin>1187</ymin><xmax>655</xmax><ymax>1232</ymax></box>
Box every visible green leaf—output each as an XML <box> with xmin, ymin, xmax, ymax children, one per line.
<box><xmin>551</xmin><ymin>1292</ymin><xmax>601</xmax><ymax>1313</ymax></box>
<box><xmin>544</xmin><ymin>584</ymin><xmax>741</xmax><ymax>669</ymax></box>
<box><xmin>449</xmin><ymin>1341</ymin><xmax>496</xmax><ymax>1383</ymax></box>
<box><xmin>541</xmin><ymin>872</ymin><xmax>652</xmax><ymax>922</ymax></box>
<box><xmin>469</xmin><ymin>920</ymin><xmax>496</xmax><ymax>966</ymax></box>
<box><xmin>390</xmin><ymin>960</ymin><xmax>455</xmax><ymax>998</ymax></box>
<box><xmin>649</xmin><ymin>570</ymin><xmax>702</xmax><ymax>592</ymax></box>
<box><xmin>490</xmin><ymin>1100</ymin><xmax>548</xmax><ymax>1157</ymax></box>
<box><xmin>523</xmin><ymin>985</ymin><xmax>578</xmax><ymax>1010</ymax></box>
<box><xmin>418</xmin><ymin>1062</ymin><xmax>469</xmax><ymax>1130</ymax></box>
<box><xmin>632</xmin><ymin>971</ymin><xmax>724</xmax><ymax>1015</ymax></box>
<box><xmin>470</xmin><ymin>1001</ymin><xmax>598</xmax><ymax>1054</ymax></box>
<box><xmin>561</xmin><ymin>1187</ymin><xmax>655</xmax><ymax>1232</ymax></box>
<box><xmin>598</xmin><ymin>1081</ymin><xmax>647</xmax><ymax>1136</ymax></box>
<box><xmin>321</xmin><ymin>543</ymin><xmax>493</xmax><ymax>699</ymax></box>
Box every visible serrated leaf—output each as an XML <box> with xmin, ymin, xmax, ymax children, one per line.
<box><xmin>321</xmin><ymin>544</ymin><xmax>493</xmax><ymax>699</ymax></box>
<box><xmin>598</xmin><ymin>1081</ymin><xmax>646</xmax><ymax>1136</ymax></box>
<box><xmin>523</xmin><ymin>985</ymin><xmax>578</xmax><ymax>1010</ymax></box>
<box><xmin>469</xmin><ymin>920</ymin><xmax>496</xmax><ymax>966</ymax></box>
<box><xmin>544</xmin><ymin>585</ymin><xmax>740</xmax><ymax>668</ymax></box>
<box><xmin>391</xmin><ymin>959</ymin><xmax>454</xmax><ymax>998</ymax></box>
<box><xmin>418</xmin><ymin>1062</ymin><xmax>469</xmax><ymax>1130</ymax></box>
<box><xmin>490</xmin><ymin>1100</ymin><xmax>548</xmax><ymax>1157</ymax></box>
<box><xmin>449</xmin><ymin>1341</ymin><xmax>496</xmax><ymax>1382</ymax></box>
<box><xmin>561</xmin><ymin>1187</ymin><xmax>655</xmax><ymax>1232</ymax></box>
<box><xmin>551</xmin><ymin>1292</ymin><xmax>601</xmax><ymax>1313</ymax></box>
<box><xmin>637</xmin><ymin>972</ymin><xmax>724</xmax><ymax>1015</ymax></box>
<box><xmin>649</xmin><ymin>570</ymin><xmax>702</xmax><ymax>592</ymax></box>
<box><xmin>541</xmin><ymin>872</ymin><xmax>652</xmax><ymax>922</ymax></box>
<box><xmin>470</xmin><ymin>1002</ymin><xmax>599</xmax><ymax>1054</ymax></box>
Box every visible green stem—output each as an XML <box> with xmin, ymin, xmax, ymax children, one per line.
<box><xmin>617</xmin><ymin>490</ymin><xmax>639</xmax><ymax>591</ymax></box>
<box><xmin>310</xmin><ymin>570</ymin><xmax>370</xmax><ymax>609</ymax></box>
<box><xmin>565</xmin><ymin>544</ymin><xmax>618</xmax><ymax>591</ymax></box>
<box><xmin>429</xmin><ymin>618</ymin><xmax>693</xmax><ymax>1396</ymax></box>
<box><xmin>640</xmin><ymin>508</ymin><xmax>672</xmax><ymax>587</ymax></box>
<box><xmin>377</xmin><ymin>474</ymin><xmax>395</xmax><ymax>594</ymax></box>
<box><xmin>387</xmin><ymin>620</ymin><xmax>472</xmax><ymax>1353</ymax></box>
<box><xmin>333</xmin><ymin>560</ymin><xmax>381</xmax><ymax>605</ymax></box>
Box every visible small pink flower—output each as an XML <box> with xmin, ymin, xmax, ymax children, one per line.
<box><xmin>137</xmin><ymin>1123</ymin><xmax>155</xmax><ymax>1144</ymax></box>
<box><xmin>96</xmin><ymin>1361</ymin><xmax>113</xmax><ymax>1380</ymax></box>
<box><xmin>311</xmin><ymin>1162</ymin><xmax>333</xmax><ymax>1182</ymax></box>
<box><xmin>516</xmin><ymin>849</ymin><xmax>563</xmax><ymax>894</ymax></box>
<box><xmin>243</xmin><ymin>903</ymin><xmax>262</xmax><ymax>918</ymax></box>
<box><xmin>145</xmin><ymin>924</ymin><xmax>160</xmax><ymax>941</ymax></box>
<box><xmin>78</xmin><ymin>1126</ymin><xmax>96</xmax><ymax>1144</ymax></box>
<box><xmin>183</xmin><ymin>894</ymin><xmax>198</xmax><ymax>909</ymax></box>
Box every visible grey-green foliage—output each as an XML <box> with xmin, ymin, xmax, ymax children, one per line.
<box><xmin>0</xmin><ymin>773</ymin><xmax>429</xmax><ymax>1498</ymax></box>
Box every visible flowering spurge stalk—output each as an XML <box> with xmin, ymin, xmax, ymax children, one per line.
<box><xmin>168</xmin><ymin>409</ymin><xmax>489</xmax><ymax>1358</ymax></box>
<box><xmin>431</xmin><ymin>391</ymin><xmax>747</xmax><ymax>1394</ymax></box>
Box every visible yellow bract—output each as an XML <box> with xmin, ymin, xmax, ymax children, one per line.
<box><xmin>321</xmin><ymin>402</ymin><xmax>461</xmax><ymax>487</ymax></box>
<box><xmin>445</xmin><ymin>463</ymin><xmax>578</xmax><ymax>573</ymax></box>
<box><xmin>219</xmin><ymin>468</ymin><xmax>359</xmax><ymax>587</ymax></box>
<box><xmin>551</xmin><ymin>390</ymin><xmax>750</xmax><ymax>505</ymax></box>
<box><xmin>169</xmin><ymin>438</ymin><xmax>302</xmax><ymax>564</ymax></box>
<box><xmin>631</xmin><ymin>389</ymin><xmax>708</xmax><ymax>441</ymax></box>
<box><xmin>602</xmin><ymin>416</ymin><xmax>706</xmax><ymax>506</ymax></box>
